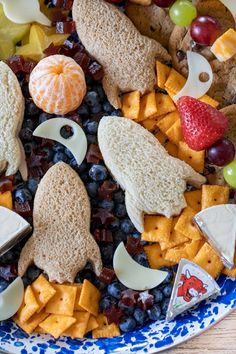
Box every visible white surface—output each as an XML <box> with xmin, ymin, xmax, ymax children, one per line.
<box><xmin>173</xmin><ymin>51</ymin><xmax>213</xmax><ymax>102</ymax></box>
<box><xmin>113</xmin><ymin>242</ymin><xmax>168</xmax><ymax>291</ymax></box>
<box><xmin>33</xmin><ymin>118</ymin><xmax>88</xmax><ymax>166</ymax></box>
<box><xmin>0</xmin><ymin>277</ymin><xmax>24</xmax><ymax>321</ymax></box>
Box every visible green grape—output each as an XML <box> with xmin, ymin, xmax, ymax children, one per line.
<box><xmin>169</xmin><ymin>0</ymin><xmax>197</xmax><ymax>26</ymax></box>
<box><xmin>223</xmin><ymin>160</ymin><xmax>236</xmax><ymax>188</ymax></box>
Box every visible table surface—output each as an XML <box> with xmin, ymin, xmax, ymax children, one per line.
<box><xmin>167</xmin><ymin>311</ymin><xmax>236</xmax><ymax>354</ymax></box>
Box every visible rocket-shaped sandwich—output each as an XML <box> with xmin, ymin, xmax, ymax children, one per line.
<box><xmin>18</xmin><ymin>162</ymin><xmax>102</xmax><ymax>283</ymax></box>
<box><xmin>98</xmin><ymin>116</ymin><xmax>206</xmax><ymax>233</ymax></box>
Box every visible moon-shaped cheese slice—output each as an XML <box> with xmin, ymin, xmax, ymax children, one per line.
<box><xmin>33</xmin><ymin>118</ymin><xmax>87</xmax><ymax>167</ymax></box>
<box><xmin>113</xmin><ymin>242</ymin><xmax>168</xmax><ymax>291</ymax></box>
<box><xmin>0</xmin><ymin>277</ymin><xmax>24</xmax><ymax>321</ymax></box>
<box><xmin>0</xmin><ymin>0</ymin><xmax>51</xmax><ymax>26</ymax></box>
<box><xmin>173</xmin><ymin>51</ymin><xmax>213</xmax><ymax>102</ymax></box>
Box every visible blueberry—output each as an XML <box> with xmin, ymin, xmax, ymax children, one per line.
<box><xmin>113</xmin><ymin>190</ymin><xmax>125</xmax><ymax>203</ymax></box>
<box><xmin>90</xmin><ymin>198</ymin><xmax>98</xmax><ymax>208</ymax></box>
<box><xmin>161</xmin><ymin>298</ymin><xmax>170</xmax><ymax>315</ymax></box>
<box><xmin>15</xmin><ymin>187</ymin><xmax>32</xmax><ymax>203</ymax></box>
<box><xmin>80</xmin><ymin>172</ymin><xmax>89</xmax><ymax>182</ymax></box>
<box><xmin>25</xmin><ymin>100</ymin><xmax>40</xmax><ymax>116</ymax></box>
<box><xmin>69</xmin><ymin>158</ymin><xmax>79</xmax><ymax>169</ymax></box>
<box><xmin>21</xmin><ymin>81</ymin><xmax>30</xmax><ymax>98</ymax></box>
<box><xmin>87</xmin><ymin>134</ymin><xmax>98</xmax><ymax>145</ymax></box>
<box><xmin>114</xmin><ymin>203</ymin><xmax>127</xmax><ymax>218</ymax></box>
<box><xmin>100</xmin><ymin>295</ymin><xmax>117</xmax><ymax>312</ymax></box>
<box><xmin>111</xmin><ymin>109</ymin><xmax>122</xmax><ymax>117</ymax></box>
<box><xmin>100</xmin><ymin>244</ymin><xmax>114</xmax><ymax>265</ymax></box>
<box><xmin>27</xmin><ymin>178</ymin><xmax>39</xmax><ymax>195</ymax></box>
<box><xmin>78</xmin><ymin>269</ymin><xmax>95</xmax><ymax>283</ymax></box>
<box><xmin>162</xmin><ymin>284</ymin><xmax>173</xmax><ymax>298</ymax></box>
<box><xmin>0</xmin><ymin>279</ymin><xmax>9</xmax><ymax>293</ymax></box>
<box><xmin>86</xmin><ymin>182</ymin><xmax>99</xmax><ymax>197</ymax></box>
<box><xmin>89</xmin><ymin>165</ymin><xmax>107</xmax><ymax>182</ymax></box>
<box><xmin>78</xmin><ymin>161</ymin><xmax>87</xmax><ymax>174</ymax></box>
<box><xmin>86</xmin><ymin>121</ymin><xmax>99</xmax><ymax>135</ymax></box>
<box><xmin>26</xmin><ymin>266</ymin><xmax>41</xmax><ymax>282</ymax></box>
<box><xmin>94</xmin><ymin>84</ymin><xmax>106</xmax><ymax>101</ymax></box>
<box><xmin>109</xmin><ymin>217</ymin><xmax>120</xmax><ymax>231</ymax></box>
<box><xmin>90</xmin><ymin>103</ymin><xmax>102</xmax><ymax>114</ymax></box>
<box><xmin>38</xmin><ymin>112</ymin><xmax>53</xmax><ymax>124</ymax></box>
<box><xmin>119</xmin><ymin>317</ymin><xmax>136</xmax><ymax>332</ymax></box>
<box><xmin>118</xmin><ymin>301</ymin><xmax>134</xmax><ymax>315</ymax></box>
<box><xmin>107</xmin><ymin>282</ymin><xmax>122</xmax><ymax>299</ymax></box>
<box><xmin>52</xmin><ymin>143</ymin><xmax>64</xmax><ymax>153</ymax></box>
<box><xmin>24</xmin><ymin>141</ymin><xmax>37</xmax><ymax>155</ymax></box>
<box><xmin>53</xmin><ymin>152</ymin><xmax>68</xmax><ymax>164</ymax></box>
<box><xmin>64</xmin><ymin>147</ymin><xmax>74</xmax><ymax>159</ymax></box>
<box><xmin>77</xmin><ymin>103</ymin><xmax>89</xmax><ymax>116</ymax></box>
<box><xmin>147</xmin><ymin>304</ymin><xmax>162</xmax><ymax>321</ymax></box>
<box><xmin>159</xmin><ymin>267</ymin><xmax>173</xmax><ymax>284</ymax></box>
<box><xmin>20</xmin><ymin>127</ymin><xmax>33</xmax><ymax>141</ymax></box>
<box><xmin>133</xmin><ymin>308</ymin><xmax>147</xmax><ymax>326</ymax></box>
<box><xmin>113</xmin><ymin>230</ymin><xmax>126</xmax><ymax>246</ymax></box>
<box><xmin>151</xmin><ymin>288</ymin><xmax>163</xmax><ymax>303</ymax></box>
<box><xmin>98</xmin><ymin>200</ymin><xmax>114</xmax><ymax>210</ymax></box>
<box><xmin>120</xmin><ymin>218</ymin><xmax>135</xmax><ymax>234</ymax></box>
<box><xmin>103</xmin><ymin>100</ymin><xmax>114</xmax><ymax>114</ymax></box>
<box><xmin>131</xmin><ymin>231</ymin><xmax>141</xmax><ymax>239</ymax></box>
<box><xmin>133</xmin><ymin>253</ymin><xmax>149</xmax><ymax>267</ymax></box>
<box><xmin>22</xmin><ymin>276</ymin><xmax>31</xmax><ymax>287</ymax></box>
<box><xmin>85</xmin><ymin>91</ymin><xmax>100</xmax><ymax>107</ymax></box>
<box><xmin>23</xmin><ymin>118</ymin><xmax>35</xmax><ymax>130</ymax></box>
<box><xmin>41</xmin><ymin>146</ymin><xmax>54</xmax><ymax>161</ymax></box>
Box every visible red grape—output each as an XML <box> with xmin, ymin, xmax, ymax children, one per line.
<box><xmin>153</xmin><ymin>0</ymin><xmax>174</xmax><ymax>7</ymax></box>
<box><xmin>190</xmin><ymin>16</ymin><xmax>222</xmax><ymax>46</ymax></box>
<box><xmin>207</xmin><ymin>138</ymin><xmax>235</xmax><ymax>166</ymax></box>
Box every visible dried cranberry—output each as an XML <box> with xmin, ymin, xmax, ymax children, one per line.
<box><xmin>104</xmin><ymin>305</ymin><xmax>124</xmax><ymax>325</ymax></box>
<box><xmin>93</xmin><ymin>209</ymin><xmax>116</xmax><ymax>225</ymax></box>
<box><xmin>52</xmin><ymin>0</ymin><xmax>73</xmax><ymax>9</ymax></box>
<box><xmin>86</xmin><ymin>144</ymin><xmax>103</xmax><ymax>164</ymax></box>
<box><xmin>0</xmin><ymin>177</ymin><xmax>13</xmax><ymax>193</ymax></box>
<box><xmin>27</xmin><ymin>152</ymin><xmax>46</xmax><ymax>169</ymax></box>
<box><xmin>0</xmin><ymin>264</ymin><xmax>17</xmax><ymax>281</ymax></box>
<box><xmin>176</xmin><ymin>50</ymin><xmax>186</xmax><ymax>62</ymax></box>
<box><xmin>98</xmin><ymin>181</ymin><xmax>118</xmax><ymax>200</ymax></box>
<box><xmin>44</xmin><ymin>43</ymin><xmax>62</xmax><ymax>56</ymax></box>
<box><xmin>49</xmin><ymin>8</ymin><xmax>68</xmax><ymax>24</ymax></box>
<box><xmin>126</xmin><ymin>236</ymin><xmax>144</xmax><ymax>256</ymax></box>
<box><xmin>23</xmin><ymin>60</ymin><xmax>36</xmax><ymax>74</ymax></box>
<box><xmin>66</xmin><ymin>112</ymin><xmax>82</xmax><ymax>125</ymax></box>
<box><xmin>121</xmin><ymin>289</ymin><xmax>139</xmax><ymax>307</ymax></box>
<box><xmin>94</xmin><ymin>229</ymin><xmax>113</xmax><ymax>243</ymax></box>
<box><xmin>14</xmin><ymin>202</ymin><xmax>32</xmax><ymax>218</ymax></box>
<box><xmin>56</xmin><ymin>21</ymin><xmax>76</xmax><ymax>34</ymax></box>
<box><xmin>7</xmin><ymin>56</ymin><xmax>25</xmax><ymax>74</ymax></box>
<box><xmin>87</xmin><ymin>61</ymin><xmax>104</xmax><ymax>81</ymax></box>
<box><xmin>73</xmin><ymin>52</ymin><xmax>90</xmax><ymax>73</ymax></box>
<box><xmin>29</xmin><ymin>166</ymin><xmax>45</xmax><ymax>178</ymax></box>
<box><xmin>98</xmin><ymin>268</ymin><xmax>116</xmax><ymax>284</ymax></box>
<box><xmin>137</xmin><ymin>291</ymin><xmax>154</xmax><ymax>310</ymax></box>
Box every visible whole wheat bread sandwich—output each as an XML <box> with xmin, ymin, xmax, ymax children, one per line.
<box><xmin>0</xmin><ymin>61</ymin><xmax>27</xmax><ymax>178</ymax></box>
<box><xmin>18</xmin><ymin>162</ymin><xmax>102</xmax><ymax>283</ymax></box>
<box><xmin>98</xmin><ymin>116</ymin><xmax>206</xmax><ymax>232</ymax></box>
<box><xmin>72</xmin><ymin>0</ymin><xmax>170</xmax><ymax>109</ymax></box>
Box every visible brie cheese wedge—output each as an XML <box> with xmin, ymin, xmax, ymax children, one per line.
<box><xmin>194</xmin><ymin>204</ymin><xmax>236</xmax><ymax>269</ymax></box>
<box><xmin>0</xmin><ymin>206</ymin><xmax>32</xmax><ymax>256</ymax></box>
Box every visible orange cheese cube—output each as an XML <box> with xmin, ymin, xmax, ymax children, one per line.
<box><xmin>211</xmin><ymin>28</ymin><xmax>236</xmax><ymax>62</ymax></box>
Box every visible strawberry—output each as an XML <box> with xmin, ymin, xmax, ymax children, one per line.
<box><xmin>177</xmin><ymin>96</ymin><xmax>229</xmax><ymax>151</ymax></box>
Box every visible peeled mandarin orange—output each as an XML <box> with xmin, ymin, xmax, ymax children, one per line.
<box><xmin>29</xmin><ymin>55</ymin><xmax>86</xmax><ymax>115</ymax></box>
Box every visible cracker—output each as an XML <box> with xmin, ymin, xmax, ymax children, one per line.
<box><xmin>201</xmin><ymin>185</ymin><xmax>230</xmax><ymax>210</ymax></box>
<box><xmin>178</xmin><ymin>141</ymin><xmax>205</xmax><ymax>173</ymax></box>
<box><xmin>165</xmin><ymin>141</ymin><xmax>178</xmax><ymax>157</ymax></box>
<box><xmin>78</xmin><ymin>279</ymin><xmax>101</xmax><ymax>316</ymax></box>
<box><xmin>122</xmin><ymin>91</ymin><xmax>140</xmax><ymax>120</ymax></box>
<box><xmin>193</xmin><ymin>242</ymin><xmax>224</xmax><ymax>278</ymax></box>
<box><xmin>155</xmin><ymin>93</ymin><xmax>176</xmax><ymax>117</ymax></box>
<box><xmin>39</xmin><ymin>314</ymin><xmax>76</xmax><ymax>339</ymax></box>
<box><xmin>64</xmin><ymin>311</ymin><xmax>90</xmax><ymax>339</ymax></box>
<box><xmin>165</xmin><ymin>119</ymin><xmax>183</xmax><ymax>145</ymax></box>
<box><xmin>73</xmin><ymin>283</ymin><xmax>84</xmax><ymax>311</ymax></box>
<box><xmin>155</xmin><ymin>131</ymin><xmax>167</xmax><ymax>145</ymax></box>
<box><xmin>46</xmin><ymin>284</ymin><xmax>77</xmax><ymax>316</ymax></box>
<box><xmin>92</xmin><ymin>314</ymin><xmax>120</xmax><ymax>339</ymax></box>
<box><xmin>137</xmin><ymin>91</ymin><xmax>157</xmax><ymax>122</ymax></box>
<box><xmin>144</xmin><ymin>244</ymin><xmax>176</xmax><ymax>268</ymax></box>
<box><xmin>18</xmin><ymin>285</ymin><xmax>40</xmax><ymax>324</ymax></box>
<box><xmin>199</xmin><ymin>95</ymin><xmax>219</xmax><ymax>108</ymax></box>
<box><xmin>156</xmin><ymin>111</ymin><xmax>180</xmax><ymax>134</ymax></box>
<box><xmin>223</xmin><ymin>255</ymin><xmax>236</xmax><ymax>278</ymax></box>
<box><xmin>14</xmin><ymin>311</ymin><xmax>49</xmax><ymax>335</ymax></box>
<box><xmin>31</xmin><ymin>275</ymin><xmax>56</xmax><ymax>313</ymax></box>
<box><xmin>0</xmin><ymin>191</ymin><xmax>13</xmax><ymax>210</ymax></box>
<box><xmin>156</xmin><ymin>61</ymin><xmax>171</xmax><ymax>90</ymax></box>
<box><xmin>142</xmin><ymin>117</ymin><xmax>158</xmax><ymax>132</ymax></box>
<box><xmin>184</xmin><ymin>190</ymin><xmax>202</xmax><ymax>212</ymax></box>
<box><xmin>141</xmin><ymin>215</ymin><xmax>173</xmax><ymax>243</ymax></box>
<box><xmin>164</xmin><ymin>239</ymin><xmax>201</xmax><ymax>263</ymax></box>
<box><xmin>85</xmin><ymin>315</ymin><xmax>99</xmax><ymax>333</ymax></box>
<box><xmin>164</xmin><ymin>68</ymin><xmax>186</xmax><ymax>94</ymax></box>
<box><xmin>174</xmin><ymin>207</ymin><xmax>202</xmax><ymax>240</ymax></box>
<box><xmin>165</xmin><ymin>88</ymin><xmax>176</xmax><ymax>100</ymax></box>
<box><xmin>159</xmin><ymin>217</ymin><xmax>188</xmax><ymax>251</ymax></box>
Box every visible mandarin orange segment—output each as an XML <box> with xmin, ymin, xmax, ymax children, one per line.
<box><xmin>29</xmin><ymin>54</ymin><xmax>86</xmax><ymax>115</ymax></box>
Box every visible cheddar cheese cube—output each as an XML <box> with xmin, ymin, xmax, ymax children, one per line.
<box><xmin>211</xmin><ymin>28</ymin><xmax>236</xmax><ymax>62</ymax></box>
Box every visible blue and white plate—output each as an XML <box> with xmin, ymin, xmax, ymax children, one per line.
<box><xmin>0</xmin><ymin>274</ymin><xmax>236</xmax><ymax>354</ymax></box>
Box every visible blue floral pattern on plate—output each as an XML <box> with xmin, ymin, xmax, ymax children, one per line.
<box><xmin>1</xmin><ymin>275</ymin><xmax>236</xmax><ymax>354</ymax></box>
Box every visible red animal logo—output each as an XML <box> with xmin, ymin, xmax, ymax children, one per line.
<box><xmin>177</xmin><ymin>269</ymin><xmax>207</xmax><ymax>302</ymax></box>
